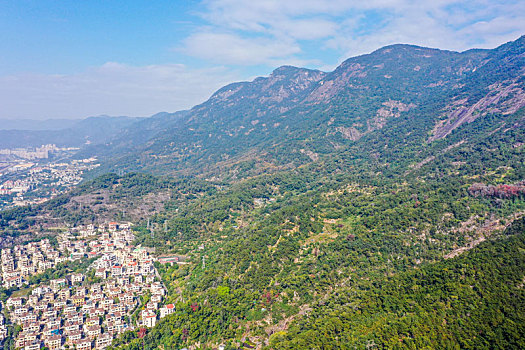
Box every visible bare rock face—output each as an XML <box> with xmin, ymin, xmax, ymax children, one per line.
<box><xmin>370</xmin><ymin>100</ymin><xmax>416</xmax><ymax>131</ymax></box>
<box><xmin>212</xmin><ymin>85</ymin><xmax>244</xmax><ymax>102</ymax></box>
<box><xmin>200</xmin><ymin>66</ymin><xmax>326</xmax><ymax>125</ymax></box>
<box><xmin>429</xmin><ymin>80</ymin><xmax>525</xmax><ymax>141</ymax></box>
<box><xmin>335</xmin><ymin>126</ymin><xmax>363</xmax><ymax>141</ymax></box>
<box><xmin>208</xmin><ymin>66</ymin><xmax>325</xmax><ymax>107</ymax></box>
<box><xmin>300</xmin><ymin>149</ymin><xmax>319</xmax><ymax>161</ymax></box>
<box><xmin>333</xmin><ymin>100</ymin><xmax>415</xmax><ymax>142</ymax></box>
<box><xmin>307</xmin><ymin>63</ymin><xmax>368</xmax><ymax>103</ymax></box>
<box><xmin>258</xmin><ymin>67</ymin><xmax>326</xmax><ymax>104</ymax></box>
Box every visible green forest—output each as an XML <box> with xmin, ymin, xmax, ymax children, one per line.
<box><xmin>110</xmin><ymin>218</ymin><xmax>525</xmax><ymax>349</ymax></box>
<box><xmin>0</xmin><ymin>37</ymin><xmax>524</xmax><ymax>349</ymax></box>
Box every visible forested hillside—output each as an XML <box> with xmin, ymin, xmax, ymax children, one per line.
<box><xmin>90</xmin><ymin>36</ymin><xmax>525</xmax><ymax>180</ymax></box>
<box><xmin>104</xmin><ymin>36</ymin><xmax>524</xmax><ymax>349</ymax></box>
<box><xmin>112</xmin><ymin>218</ymin><xmax>525</xmax><ymax>349</ymax></box>
<box><xmin>1</xmin><ymin>36</ymin><xmax>524</xmax><ymax>349</ymax></box>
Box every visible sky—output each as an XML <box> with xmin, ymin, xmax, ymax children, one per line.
<box><xmin>0</xmin><ymin>0</ymin><xmax>524</xmax><ymax>120</ymax></box>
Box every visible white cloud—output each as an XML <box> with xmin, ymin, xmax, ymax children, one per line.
<box><xmin>0</xmin><ymin>63</ymin><xmax>239</xmax><ymax>119</ymax></box>
<box><xmin>184</xmin><ymin>0</ymin><xmax>525</xmax><ymax>66</ymax></box>
<box><xmin>180</xmin><ymin>32</ymin><xmax>301</xmax><ymax>65</ymax></box>
<box><xmin>330</xmin><ymin>0</ymin><xmax>525</xmax><ymax>59</ymax></box>
<box><xmin>278</xmin><ymin>18</ymin><xmax>338</xmax><ymax>40</ymax></box>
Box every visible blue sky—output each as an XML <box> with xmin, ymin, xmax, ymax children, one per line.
<box><xmin>0</xmin><ymin>0</ymin><xmax>524</xmax><ymax>120</ymax></box>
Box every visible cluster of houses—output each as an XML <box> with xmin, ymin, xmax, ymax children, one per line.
<box><xmin>0</xmin><ymin>179</ymin><xmax>31</xmax><ymax>195</ymax></box>
<box><xmin>1</xmin><ymin>222</ymin><xmax>177</xmax><ymax>350</ymax></box>
<box><xmin>1</xmin><ymin>238</ymin><xmax>67</xmax><ymax>289</ymax></box>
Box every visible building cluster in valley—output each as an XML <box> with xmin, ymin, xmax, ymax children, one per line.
<box><xmin>0</xmin><ymin>155</ymin><xmax>98</xmax><ymax>210</ymax></box>
<box><xmin>0</xmin><ymin>222</ymin><xmax>178</xmax><ymax>350</ymax></box>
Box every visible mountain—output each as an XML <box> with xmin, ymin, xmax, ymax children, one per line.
<box><xmin>103</xmin><ymin>36</ymin><xmax>525</xmax><ymax>349</ymax></box>
<box><xmin>75</xmin><ymin>110</ymin><xmax>189</xmax><ymax>157</ymax></box>
<box><xmin>92</xmin><ymin>36</ymin><xmax>524</xmax><ymax>180</ymax></box>
<box><xmin>0</xmin><ymin>115</ymin><xmax>144</xmax><ymax>149</ymax></box>
<box><xmin>1</xmin><ymin>37</ymin><xmax>524</xmax><ymax>350</ymax></box>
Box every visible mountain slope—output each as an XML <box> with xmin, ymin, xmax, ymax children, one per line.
<box><xmin>74</xmin><ymin>110</ymin><xmax>188</xmax><ymax>164</ymax></box>
<box><xmin>101</xmin><ymin>36</ymin><xmax>524</xmax><ymax>349</ymax></box>
<box><xmin>93</xmin><ymin>36</ymin><xmax>524</xmax><ymax>181</ymax></box>
<box><xmin>1</xmin><ymin>37</ymin><xmax>524</xmax><ymax>350</ymax></box>
<box><xmin>271</xmin><ymin>217</ymin><xmax>525</xmax><ymax>349</ymax></box>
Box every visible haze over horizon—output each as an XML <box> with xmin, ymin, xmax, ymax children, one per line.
<box><xmin>1</xmin><ymin>0</ymin><xmax>524</xmax><ymax>120</ymax></box>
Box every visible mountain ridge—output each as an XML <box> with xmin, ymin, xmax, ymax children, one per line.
<box><xmin>85</xmin><ymin>35</ymin><xmax>524</xmax><ymax>181</ymax></box>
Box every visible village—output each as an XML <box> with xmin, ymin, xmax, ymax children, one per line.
<box><xmin>0</xmin><ymin>221</ymin><xmax>178</xmax><ymax>349</ymax></box>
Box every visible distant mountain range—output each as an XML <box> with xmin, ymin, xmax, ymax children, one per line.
<box><xmin>0</xmin><ymin>112</ymin><xmax>194</xmax><ymax>152</ymax></box>
<box><xmin>0</xmin><ymin>115</ymin><xmax>146</xmax><ymax>149</ymax></box>
<box><xmin>0</xmin><ymin>118</ymin><xmax>82</xmax><ymax>131</ymax></box>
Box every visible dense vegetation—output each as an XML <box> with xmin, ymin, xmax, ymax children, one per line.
<box><xmin>271</xmin><ymin>217</ymin><xmax>525</xmax><ymax>349</ymax></box>
<box><xmin>111</xmin><ymin>219</ymin><xmax>525</xmax><ymax>349</ymax></box>
<box><xmin>1</xmin><ymin>37</ymin><xmax>524</xmax><ymax>349</ymax></box>
<box><xmin>105</xmin><ymin>101</ymin><xmax>523</xmax><ymax>348</ymax></box>
<box><xmin>105</xmin><ymin>37</ymin><xmax>524</xmax><ymax>349</ymax></box>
